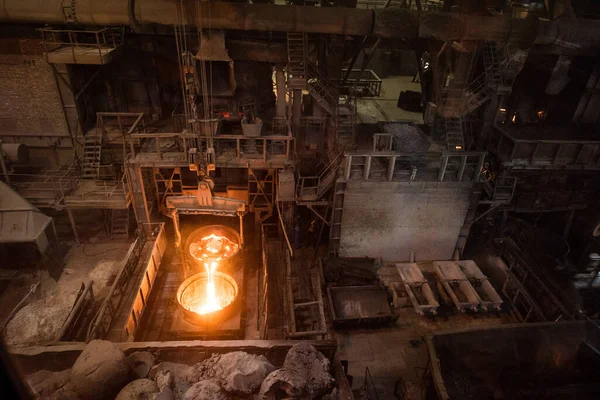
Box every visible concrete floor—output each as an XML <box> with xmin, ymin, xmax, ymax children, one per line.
<box><xmin>356</xmin><ymin>75</ymin><xmax>424</xmax><ymax>125</ymax></box>
<box><xmin>336</xmin><ymin>303</ymin><xmax>514</xmax><ymax>399</ymax></box>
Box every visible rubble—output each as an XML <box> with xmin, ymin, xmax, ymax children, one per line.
<box><xmin>191</xmin><ymin>351</ymin><xmax>275</xmax><ymax>395</ymax></box>
<box><xmin>182</xmin><ymin>380</ymin><xmax>228</xmax><ymax>400</ymax></box>
<box><xmin>26</xmin><ymin>369</ymin><xmax>71</xmax><ymax>398</ymax></box>
<box><xmin>154</xmin><ymin>369</ymin><xmax>174</xmax><ymax>392</ymax></box>
<box><xmin>116</xmin><ymin>379</ymin><xmax>159</xmax><ymax>400</ymax></box>
<box><xmin>127</xmin><ymin>351</ymin><xmax>156</xmax><ymax>379</ymax></box>
<box><xmin>48</xmin><ymin>382</ymin><xmax>82</xmax><ymax>400</ymax></box>
<box><xmin>152</xmin><ymin>387</ymin><xmax>176</xmax><ymax>400</ymax></box>
<box><xmin>283</xmin><ymin>343</ymin><xmax>335</xmax><ymax>398</ymax></box>
<box><xmin>259</xmin><ymin>368</ymin><xmax>309</xmax><ymax>399</ymax></box>
<box><xmin>70</xmin><ymin>340</ymin><xmax>129</xmax><ymax>399</ymax></box>
<box><xmin>23</xmin><ymin>346</ymin><xmax>335</xmax><ymax>400</ymax></box>
<box><xmin>149</xmin><ymin>362</ymin><xmax>194</xmax><ymax>399</ymax></box>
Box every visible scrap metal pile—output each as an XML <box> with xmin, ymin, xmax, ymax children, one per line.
<box><xmin>25</xmin><ymin>341</ymin><xmax>338</xmax><ymax>399</ymax></box>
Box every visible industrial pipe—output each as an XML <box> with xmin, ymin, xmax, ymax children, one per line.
<box><xmin>1</xmin><ymin>1</ymin><xmax>599</xmax><ymax>50</ymax></box>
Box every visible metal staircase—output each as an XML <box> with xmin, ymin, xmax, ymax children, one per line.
<box><xmin>287</xmin><ymin>32</ymin><xmax>307</xmax><ymax>90</ymax></box>
<box><xmin>492</xmin><ymin>175</ymin><xmax>517</xmax><ymax>203</ymax></box>
<box><xmin>483</xmin><ymin>41</ymin><xmax>503</xmax><ymax>90</ymax></box>
<box><xmin>297</xmin><ymin>151</ymin><xmax>344</xmax><ymax>203</ymax></box>
<box><xmin>304</xmin><ymin>61</ymin><xmax>356</xmax><ymax>146</ymax></box>
<box><xmin>81</xmin><ymin>133</ymin><xmax>102</xmax><ymax>179</ymax></box>
<box><xmin>328</xmin><ymin>180</ymin><xmax>347</xmax><ymax>257</ymax></box>
<box><xmin>444</xmin><ymin>116</ymin><xmax>465</xmax><ymax>151</ymax></box>
<box><xmin>306</xmin><ymin>60</ymin><xmax>338</xmax><ymax>115</ymax></box>
<box><xmin>440</xmin><ymin>41</ymin><xmax>522</xmax><ymax>118</ymax></box>
<box><xmin>109</xmin><ymin>207</ymin><xmax>130</xmax><ymax>239</ymax></box>
<box><xmin>335</xmin><ymin>103</ymin><xmax>356</xmax><ymax>146</ymax></box>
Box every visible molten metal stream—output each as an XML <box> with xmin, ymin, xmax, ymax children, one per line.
<box><xmin>187</xmin><ymin>234</ymin><xmax>239</xmax><ymax>315</ymax></box>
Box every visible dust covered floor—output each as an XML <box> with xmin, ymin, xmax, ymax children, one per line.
<box><xmin>336</xmin><ymin>309</ymin><xmax>513</xmax><ymax>399</ymax></box>
<box><xmin>356</xmin><ymin>75</ymin><xmax>424</xmax><ymax>124</ymax></box>
<box><xmin>0</xmin><ymin>240</ymin><xmax>132</xmax><ymax>347</ymax></box>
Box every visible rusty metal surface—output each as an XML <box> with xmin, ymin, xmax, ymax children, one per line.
<box><xmin>433</xmin><ymin>261</ymin><xmax>481</xmax><ymax>312</ymax></box>
<box><xmin>1</xmin><ymin>1</ymin><xmax>600</xmax><ymax>49</ymax></box>
<box><xmin>176</xmin><ymin>271</ymin><xmax>241</xmax><ymax>327</ymax></box>
<box><xmin>327</xmin><ymin>285</ymin><xmax>398</xmax><ymax>326</ymax></box>
<box><xmin>396</xmin><ymin>263</ymin><xmax>440</xmax><ymax>315</ymax></box>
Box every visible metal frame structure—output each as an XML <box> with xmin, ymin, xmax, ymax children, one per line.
<box><xmin>39</xmin><ymin>27</ymin><xmax>124</xmax><ymax>65</ymax></box>
<box><xmin>87</xmin><ymin>223</ymin><xmax>166</xmax><ymax>342</ymax></box>
<box><xmin>489</xmin><ymin>125</ymin><xmax>600</xmax><ymax>170</ymax></box>
<box><xmin>336</xmin><ymin>69</ymin><xmax>382</xmax><ymax>97</ymax></box>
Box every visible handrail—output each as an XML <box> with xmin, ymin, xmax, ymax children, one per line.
<box><xmin>40</xmin><ymin>27</ymin><xmax>117</xmax><ymax>34</ymax></box>
<box><xmin>39</xmin><ymin>27</ymin><xmax>124</xmax><ymax>49</ymax></box>
<box><xmin>86</xmin><ymin>237</ymin><xmax>141</xmax><ymax>341</ymax></box>
<box><xmin>494</xmin><ymin>123</ymin><xmax>600</xmax><ymax>145</ymax></box>
<box><xmin>306</xmin><ymin>60</ymin><xmax>338</xmax><ymax>107</ymax></box>
<box><xmin>319</xmin><ymin>151</ymin><xmax>344</xmax><ymax>181</ymax></box>
<box><xmin>275</xmin><ymin>201</ymin><xmax>294</xmax><ymax>257</ymax></box>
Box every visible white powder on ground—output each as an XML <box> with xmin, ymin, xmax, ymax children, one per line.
<box><xmin>4</xmin><ymin>250</ymin><xmax>127</xmax><ymax>347</ymax></box>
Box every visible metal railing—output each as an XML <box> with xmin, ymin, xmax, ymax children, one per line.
<box><xmin>66</xmin><ymin>167</ymin><xmax>131</xmax><ymax>205</ymax></box>
<box><xmin>39</xmin><ymin>27</ymin><xmax>124</xmax><ymax>62</ymax></box>
<box><xmin>307</xmin><ymin>60</ymin><xmax>339</xmax><ymax>109</ymax></box>
<box><xmin>490</xmin><ymin>124</ymin><xmax>600</xmax><ymax>170</ymax></box>
<box><xmin>86</xmin><ymin>222</ymin><xmax>165</xmax><ymax>342</ymax></box>
<box><xmin>6</xmin><ymin>164</ymin><xmax>80</xmax><ymax>207</ymax></box>
<box><xmin>335</xmin><ymin>69</ymin><xmax>382</xmax><ymax>97</ymax></box>
<box><xmin>342</xmin><ymin>150</ymin><xmax>486</xmax><ymax>182</ymax></box>
<box><xmin>297</xmin><ymin>151</ymin><xmax>343</xmax><ymax>201</ymax></box>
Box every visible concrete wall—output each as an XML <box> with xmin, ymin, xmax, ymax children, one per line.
<box><xmin>0</xmin><ymin>39</ymin><xmax>70</xmax><ymax>160</ymax></box>
<box><xmin>338</xmin><ymin>180</ymin><xmax>473</xmax><ymax>262</ymax></box>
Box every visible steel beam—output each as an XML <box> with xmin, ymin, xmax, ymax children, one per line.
<box><xmin>1</xmin><ymin>1</ymin><xmax>600</xmax><ymax>50</ymax></box>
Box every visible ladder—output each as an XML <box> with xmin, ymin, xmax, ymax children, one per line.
<box><xmin>482</xmin><ymin>41</ymin><xmax>503</xmax><ymax>90</ymax></box>
<box><xmin>328</xmin><ymin>180</ymin><xmax>347</xmax><ymax>257</ymax></box>
<box><xmin>492</xmin><ymin>175</ymin><xmax>517</xmax><ymax>202</ymax></box>
<box><xmin>287</xmin><ymin>32</ymin><xmax>307</xmax><ymax>89</ymax></box>
<box><xmin>81</xmin><ymin>134</ymin><xmax>102</xmax><ymax>179</ymax></box>
<box><xmin>335</xmin><ymin>104</ymin><xmax>355</xmax><ymax>146</ymax></box>
<box><xmin>444</xmin><ymin>117</ymin><xmax>465</xmax><ymax>151</ymax></box>
<box><xmin>109</xmin><ymin>208</ymin><xmax>130</xmax><ymax>239</ymax></box>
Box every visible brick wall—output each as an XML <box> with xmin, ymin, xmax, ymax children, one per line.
<box><xmin>0</xmin><ymin>39</ymin><xmax>69</xmax><ymax>140</ymax></box>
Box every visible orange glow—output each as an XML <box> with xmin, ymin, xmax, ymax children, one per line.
<box><xmin>194</xmin><ymin>261</ymin><xmax>221</xmax><ymax>314</ymax></box>
<box><xmin>186</xmin><ymin>234</ymin><xmax>239</xmax><ymax>315</ymax></box>
<box><xmin>189</xmin><ymin>233</ymin><xmax>239</xmax><ymax>262</ymax></box>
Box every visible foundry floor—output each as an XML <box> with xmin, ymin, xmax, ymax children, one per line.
<box><xmin>336</xmin><ymin>301</ymin><xmax>515</xmax><ymax>399</ymax></box>
<box><xmin>356</xmin><ymin>75</ymin><xmax>424</xmax><ymax>125</ymax></box>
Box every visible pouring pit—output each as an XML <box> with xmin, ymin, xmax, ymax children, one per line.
<box><xmin>176</xmin><ymin>270</ymin><xmax>241</xmax><ymax>327</ymax></box>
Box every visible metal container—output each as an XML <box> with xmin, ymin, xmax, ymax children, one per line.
<box><xmin>241</xmin><ymin>118</ymin><xmax>263</xmax><ymax>137</ymax></box>
<box><xmin>327</xmin><ymin>285</ymin><xmax>398</xmax><ymax>327</ymax></box>
<box><xmin>184</xmin><ymin>224</ymin><xmax>241</xmax><ymax>273</ymax></box>
<box><xmin>176</xmin><ymin>271</ymin><xmax>241</xmax><ymax>327</ymax></box>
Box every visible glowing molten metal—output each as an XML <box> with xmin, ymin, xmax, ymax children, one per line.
<box><xmin>184</xmin><ymin>233</ymin><xmax>240</xmax><ymax>315</ymax></box>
